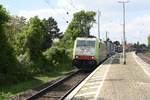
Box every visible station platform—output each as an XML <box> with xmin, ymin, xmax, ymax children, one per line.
<box><xmin>65</xmin><ymin>52</ymin><xmax>150</xmax><ymax>100</ymax></box>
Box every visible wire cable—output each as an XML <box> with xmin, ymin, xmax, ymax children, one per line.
<box><xmin>44</xmin><ymin>0</ymin><xmax>69</xmax><ymax>23</ymax></box>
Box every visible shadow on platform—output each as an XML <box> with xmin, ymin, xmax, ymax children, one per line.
<box><xmin>104</xmin><ymin>58</ymin><xmax>120</xmax><ymax>65</ymax></box>
<box><xmin>111</xmin><ymin>58</ymin><xmax>120</xmax><ymax>64</ymax></box>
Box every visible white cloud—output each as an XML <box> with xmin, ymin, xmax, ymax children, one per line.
<box><xmin>17</xmin><ymin>0</ymin><xmax>150</xmax><ymax>44</ymax></box>
<box><xmin>126</xmin><ymin>15</ymin><xmax>150</xmax><ymax>44</ymax></box>
<box><xmin>18</xmin><ymin>0</ymin><xmax>87</xmax><ymax>31</ymax></box>
<box><xmin>1</xmin><ymin>0</ymin><xmax>10</xmax><ymax>10</ymax></box>
<box><xmin>19</xmin><ymin>8</ymin><xmax>71</xmax><ymax>31</ymax></box>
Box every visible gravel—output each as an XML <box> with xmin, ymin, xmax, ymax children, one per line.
<box><xmin>10</xmin><ymin>77</ymin><xmax>64</xmax><ymax>100</ymax></box>
<box><xmin>37</xmin><ymin>72</ymin><xmax>89</xmax><ymax>100</ymax></box>
<box><xmin>137</xmin><ymin>52</ymin><xmax>150</xmax><ymax>65</ymax></box>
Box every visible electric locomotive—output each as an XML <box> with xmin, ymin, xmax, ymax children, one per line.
<box><xmin>72</xmin><ymin>37</ymin><xmax>108</xmax><ymax>71</ymax></box>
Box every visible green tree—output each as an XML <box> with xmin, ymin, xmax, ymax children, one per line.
<box><xmin>5</xmin><ymin>16</ymin><xmax>26</xmax><ymax>43</ymax></box>
<box><xmin>42</xmin><ymin>17</ymin><xmax>61</xmax><ymax>50</ymax></box>
<box><xmin>16</xmin><ymin>16</ymin><xmax>50</xmax><ymax>73</ymax></box>
<box><xmin>5</xmin><ymin>16</ymin><xmax>26</xmax><ymax>56</ymax></box>
<box><xmin>0</xmin><ymin>5</ymin><xmax>28</xmax><ymax>84</ymax></box>
<box><xmin>15</xmin><ymin>16</ymin><xmax>64</xmax><ymax>73</ymax></box>
<box><xmin>61</xmin><ymin>10</ymin><xmax>96</xmax><ymax>48</ymax></box>
<box><xmin>25</xmin><ymin>16</ymin><xmax>45</xmax><ymax>59</ymax></box>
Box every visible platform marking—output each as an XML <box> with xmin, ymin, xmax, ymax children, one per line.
<box><xmin>94</xmin><ymin>57</ymin><xmax>113</xmax><ymax>100</ymax></box>
<box><xmin>88</xmin><ymin>79</ymin><xmax>103</xmax><ymax>82</ymax></box>
<box><xmin>133</xmin><ymin>52</ymin><xmax>150</xmax><ymax>78</ymax></box>
<box><xmin>91</xmin><ymin>76</ymin><xmax>104</xmax><ymax>79</ymax></box>
<box><xmin>80</xmin><ymin>86</ymin><xmax>98</xmax><ymax>90</ymax></box>
<box><xmin>85</xmin><ymin>81</ymin><xmax>103</xmax><ymax>86</ymax></box>
<box><xmin>75</xmin><ymin>92</ymin><xmax>96</xmax><ymax>97</ymax></box>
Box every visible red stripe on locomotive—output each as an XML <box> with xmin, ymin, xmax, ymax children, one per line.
<box><xmin>75</xmin><ymin>55</ymin><xmax>95</xmax><ymax>60</ymax></box>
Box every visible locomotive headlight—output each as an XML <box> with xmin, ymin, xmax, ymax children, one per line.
<box><xmin>92</xmin><ymin>56</ymin><xmax>95</xmax><ymax>59</ymax></box>
<box><xmin>75</xmin><ymin>55</ymin><xmax>79</xmax><ymax>58</ymax></box>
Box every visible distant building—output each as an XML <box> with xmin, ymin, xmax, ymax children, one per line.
<box><xmin>125</xmin><ymin>43</ymin><xmax>135</xmax><ymax>52</ymax></box>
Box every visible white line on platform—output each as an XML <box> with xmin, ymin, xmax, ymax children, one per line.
<box><xmin>88</xmin><ymin>79</ymin><xmax>103</xmax><ymax>82</ymax></box>
<box><xmin>80</xmin><ymin>86</ymin><xmax>98</xmax><ymax>90</ymax></box>
<box><xmin>75</xmin><ymin>92</ymin><xmax>96</xmax><ymax>97</ymax></box>
<box><xmin>85</xmin><ymin>81</ymin><xmax>102</xmax><ymax>86</ymax></box>
<box><xmin>94</xmin><ymin>57</ymin><xmax>113</xmax><ymax>100</ymax></box>
<box><xmin>133</xmin><ymin>52</ymin><xmax>150</xmax><ymax>78</ymax></box>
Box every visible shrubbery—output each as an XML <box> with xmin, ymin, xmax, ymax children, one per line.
<box><xmin>0</xmin><ymin>5</ymin><xmax>29</xmax><ymax>85</ymax></box>
<box><xmin>43</xmin><ymin>47</ymin><xmax>72</xmax><ymax>72</ymax></box>
<box><xmin>0</xmin><ymin>5</ymin><xmax>96</xmax><ymax>86</ymax></box>
<box><xmin>0</xmin><ymin>5</ymin><xmax>63</xmax><ymax>85</ymax></box>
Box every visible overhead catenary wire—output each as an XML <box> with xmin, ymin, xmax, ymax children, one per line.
<box><xmin>44</xmin><ymin>0</ymin><xmax>80</xmax><ymax>24</ymax></box>
<box><xmin>44</xmin><ymin>0</ymin><xmax>69</xmax><ymax>23</ymax></box>
<box><xmin>69</xmin><ymin>0</ymin><xmax>78</xmax><ymax>10</ymax></box>
<box><xmin>61</xmin><ymin>0</ymin><xmax>79</xmax><ymax>17</ymax></box>
<box><xmin>63</xmin><ymin>0</ymin><xmax>79</xmax><ymax>17</ymax></box>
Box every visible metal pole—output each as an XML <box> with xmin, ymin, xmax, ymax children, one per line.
<box><xmin>118</xmin><ymin>1</ymin><xmax>129</xmax><ymax>65</ymax></box>
<box><xmin>106</xmin><ymin>31</ymin><xmax>108</xmax><ymax>41</ymax></box>
<box><xmin>123</xmin><ymin>2</ymin><xmax>126</xmax><ymax>64</ymax></box>
<box><xmin>98</xmin><ymin>10</ymin><xmax>101</xmax><ymax>40</ymax></box>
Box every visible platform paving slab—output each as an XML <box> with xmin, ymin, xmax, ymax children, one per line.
<box><xmin>65</xmin><ymin>52</ymin><xmax>150</xmax><ymax>100</ymax></box>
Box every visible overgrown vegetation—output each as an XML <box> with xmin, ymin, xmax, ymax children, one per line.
<box><xmin>0</xmin><ymin>5</ymin><xmax>29</xmax><ymax>85</ymax></box>
<box><xmin>134</xmin><ymin>41</ymin><xmax>147</xmax><ymax>52</ymax></box>
<box><xmin>0</xmin><ymin>71</ymin><xmax>73</xmax><ymax>100</ymax></box>
<box><xmin>0</xmin><ymin>4</ymin><xmax>96</xmax><ymax>99</ymax></box>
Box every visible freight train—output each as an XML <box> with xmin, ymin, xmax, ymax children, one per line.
<box><xmin>72</xmin><ymin>37</ymin><xmax>120</xmax><ymax>71</ymax></box>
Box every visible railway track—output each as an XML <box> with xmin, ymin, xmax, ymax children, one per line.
<box><xmin>137</xmin><ymin>53</ymin><xmax>150</xmax><ymax>65</ymax></box>
<box><xmin>26</xmin><ymin>70</ymin><xmax>90</xmax><ymax>100</ymax></box>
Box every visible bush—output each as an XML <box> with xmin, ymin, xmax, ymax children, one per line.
<box><xmin>43</xmin><ymin>47</ymin><xmax>73</xmax><ymax>71</ymax></box>
<box><xmin>0</xmin><ymin>5</ymin><xmax>30</xmax><ymax>85</ymax></box>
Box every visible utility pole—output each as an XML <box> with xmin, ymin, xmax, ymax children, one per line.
<box><xmin>98</xmin><ymin>10</ymin><xmax>101</xmax><ymax>40</ymax></box>
<box><xmin>118</xmin><ymin>0</ymin><xmax>129</xmax><ymax>65</ymax></box>
<box><xmin>106</xmin><ymin>31</ymin><xmax>108</xmax><ymax>41</ymax></box>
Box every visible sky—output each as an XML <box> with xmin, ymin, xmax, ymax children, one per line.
<box><xmin>0</xmin><ymin>0</ymin><xmax>150</xmax><ymax>44</ymax></box>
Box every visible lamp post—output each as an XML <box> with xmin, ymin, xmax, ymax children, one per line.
<box><xmin>118</xmin><ymin>0</ymin><xmax>129</xmax><ymax>65</ymax></box>
<box><xmin>98</xmin><ymin>10</ymin><xmax>101</xmax><ymax>40</ymax></box>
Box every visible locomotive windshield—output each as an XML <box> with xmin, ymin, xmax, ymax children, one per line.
<box><xmin>76</xmin><ymin>40</ymin><xmax>96</xmax><ymax>47</ymax></box>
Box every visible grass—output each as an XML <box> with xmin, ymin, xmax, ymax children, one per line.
<box><xmin>0</xmin><ymin>70</ymin><xmax>73</xmax><ymax>100</ymax></box>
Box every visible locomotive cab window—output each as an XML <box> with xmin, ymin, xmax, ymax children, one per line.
<box><xmin>76</xmin><ymin>40</ymin><xmax>96</xmax><ymax>47</ymax></box>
